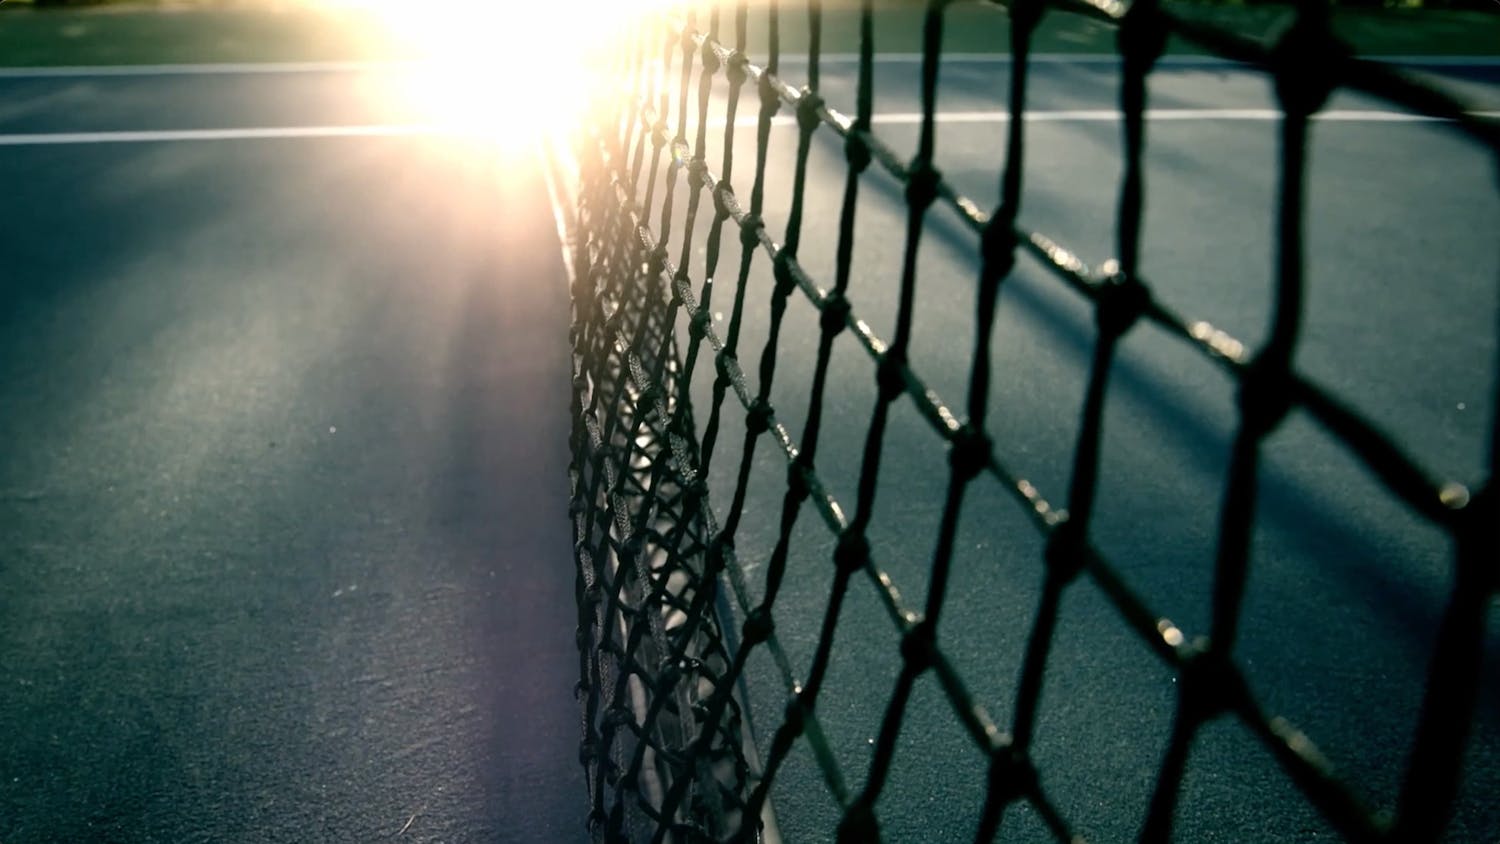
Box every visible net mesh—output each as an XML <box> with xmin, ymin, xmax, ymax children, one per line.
<box><xmin>559</xmin><ymin>1</ymin><xmax>1500</xmax><ymax>841</ymax></box>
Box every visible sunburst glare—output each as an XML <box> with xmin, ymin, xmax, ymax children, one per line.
<box><xmin>327</xmin><ymin>1</ymin><xmax>668</xmax><ymax>148</ymax></box>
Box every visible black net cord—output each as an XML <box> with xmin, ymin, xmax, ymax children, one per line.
<box><xmin>657</xmin><ymin>0</ymin><xmax>814</xmax><ymax>834</ymax></box>
<box><xmin>836</xmin><ymin>6</ymin><xmax>950</xmax><ymax>836</ymax></box>
<box><xmin>745</xmin><ymin>0</ymin><xmax>879</xmax><ymax>825</ymax></box>
<box><xmin>563</xmin><ymin>0</ymin><xmax>1500</xmax><ymax>841</ymax></box>
<box><xmin>574</xmin><ymin>31</ymin><xmax>751</xmax><ymax>834</ymax></box>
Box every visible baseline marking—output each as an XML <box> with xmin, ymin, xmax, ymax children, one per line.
<box><xmin>0</xmin><ymin>61</ymin><xmax>411</xmax><ymax>78</ymax></box>
<box><xmin>0</xmin><ymin>55</ymin><xmax>1497</xmax><ymax>79</ymax></box>
<box><xmin>0</xmin><ymin>124</ymin><xmax>439</xmax><ymax>146</ymax></box>
<box><xmin>4</xmin><ymin>108</ymin><xmax>1497</xmax><ymax>146</ymax></box>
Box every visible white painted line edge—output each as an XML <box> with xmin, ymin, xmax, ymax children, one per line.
<box><xmin>0</xmin><ymin>124</ymin><xmax>440</xmax><ymax>146</ymax></box>
<box><xmin>3</xmin><ymin>108</ymin><xmax>1496</xmax><ymax>146</ymax></box>
<box><xmin>0</xmin><ymin>61</ymin><xmax>414</xmax><ymax>78</ymax></box>
<box><xmin>0</xmin><ymin>54</ymin><xmax>1497</xmax><ymax>78</ymax></box>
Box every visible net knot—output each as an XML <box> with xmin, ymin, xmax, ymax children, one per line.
<box><xmin>634</xmin><ymin>376</ymin><xmax>658</xmax><ymax>404</ymax></box>
<box><xmin>819</xmin><ymin>292</ymin><xmax>851</xmax><ymax>337</ymax></box>
<box><xmin>1237</xmin><ymin>355</ymin><xmax>1293</xmax><ymax>436</ymax></box>
<box><xmin>714</xmin><ymin>350</ymin><xmax>735</xmax><ymax>387</ymax></box>
<box><xmin>654</xmin><ymin>661</ymin><xmax>683</xmax><ymax>697</ymax></box>
<box><xmin>904</xmin><ymin>158</ymin><xmax>942</xmax><ymax>211</ymax></box>
<box><xmin>580</xmin><ymin>582</ymin><xmax>603</xmax><ymax>612</ymax></box>
<box><xmin>578</xmin><ymin>736</ymin><xmax>600</xmax><ymax>767</ymax></box>
<box><xmin>781</xmin><ymin>696</ymin><xmax>807</xmax><ymax>738</ymax></box>
<box><xmin>836</xmin><ymin>800</ymin><xmax>880</xmax><ymax>844</ymax></box>
<box><xmin>900</xmin><ymin>620</ymin><xmax>937</xmax><ymax>674</ymax></box>
<box><xmin>646</xmin><ymin>244</ymin><xmax>670</xmax><ymax>279</ymax></box>
<box><xmin>1272</xmin><ymin>11</ymin><xmax>1342</xmax><ymax>118</ymax></box>
<box><xmin>797</xmin><ymin>89</ymin><xmax>825</xmax><ymax>133</ymax></box>
<box><xmin>700</xmin><ymin>41</ymin><xmax>721</xmax><ymax>75</ymax></box>
<box><xmin>739</xmin><ymin>213</ymin><xmax>765</xmax><ymax>249</ymax></box>
<box><xmin>725</xmin><ymin>50</ymin><xmax>750</xmax><ymax>87</ymax></box>
<box><xmin>877</xmin><ymin>352</ymin><xmax>907</xmax><ymax>403</ymax></box>
<box><xmin>621</xmin><ymin>533</ymin><xmax>647</xmax><ymax>563</ymax></box>
<box><xmin>758</xmin><ymin>73</ymin><xmax>782</xmax><ymax>118</ymax></box>
<box><xmin>706</xmin><ymin>532</ymin><xmax>732</xmax><ymax>570</ymax></box>
<box><xmin>845</xmin><ymin>131</ymin><xmax>872</xmax><ymax>173</ymax></box>
<box><xmin>1044</xmin><ymin>521</ymin><xmax>1088</xmax><ymax>584</ymax></box>
<box><xmin>1118</xmin><ymin>0</ymin><xmax>1168</xmax><ymax>74</ymax></box>
<box><xmin>980</xmin><ymin>218</ymin><xmax>1017</xmax><ymax>285</ymax></box>
<box><xmin>688</xmin><ymin>307</ymin><xmax>712</xmax><ymax>341</ymax></box>
<box><xmin>742</xmin><ymin>607</ymin><xmax>775</xmax><ymax>646</ymax></box>
<box><xmin>603</xmin><ymin>706</ymin><xmax>634</xmax><ymax>730</ymax></box>
<box><xmin>787</xmin><ymin>459</ymin><xmax>811</xmax><ymax>503</ymax></box>
<box><xmin>1095</xmin><ymin>270</ymin><xmax>1150</xmax><ymax>338</ymax></box>
<box><xmin>988</xmin><ymin>746</ymin><xmax>1037</xmax><ymax>804</ymax></box>
<box><xmin>1179</xmin><ymin>647</ymin><xmax>1237</xmax><ymax>724</ymax></box>
<box><xmin>949</xmin><ymin>424</ymin><xmax>992</xmax><ymax>482</ymax></box>
<box><xmin>833</xmin><ymin>531</ymin><xmax>870</xmax><ymax>575</ymax></box>
<box><xmin>746</xmin><ymin>397</ymin><xmax>773</xmax><ymax>436</ymax></box>
<box><xmin>686</xmin><ymin>156</ymin><xmax>707</xmax><ymax>192</ymax></box>
<box><xmin>1008</xmin><ymin>0</ymin><xmax>1044</xmax><ymax>37</ymax></box>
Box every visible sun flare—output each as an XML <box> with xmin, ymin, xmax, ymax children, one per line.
<box><xmin>325</xmin><ymin>1</ymin><xmax>666</xmax><ymax>148</ymax></box>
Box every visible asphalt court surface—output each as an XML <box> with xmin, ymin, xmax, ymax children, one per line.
<box><xmin>0</xmin><ymin>57</ymin><xmax>1497</xmax><ymax>842</ymax></box>
<box><xmin>1</xmin><ymin>70</ymin><xmax>585</xmax><ymax>842</ymax></box>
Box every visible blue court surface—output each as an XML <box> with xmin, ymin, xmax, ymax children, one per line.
<box><xmin>0</xmin><ymin>50</ymin><xmax>1496</xmax><ymax>843</ymax></box>
<box><xmin>593</xmin><ymin>55</ymin><xmax>1500</xmax><ymax>841</ymax></box>
<box><xmin>1</xmin><ymin>67</ymin><xmax>586</xmax><ymax>842</ymax></box>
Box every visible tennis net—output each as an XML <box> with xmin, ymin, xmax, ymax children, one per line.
<box><xmin>552</xmin><ymin>1</ymin><xmax>1499</xmax><ymax>841</ymax></box>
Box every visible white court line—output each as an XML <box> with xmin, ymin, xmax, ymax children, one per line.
<box><xmin>0</xmin><ymin>61</ymin><xmax>410</xmax><ymax>78</ymax></box>
<box><xmin>2</xmin><ymin>108</ymin><xmax>1496</xmax><ymax>146</ymax></box>
<box><xmin>0</xmin><ymin>55</ymin><xmax>1497</xmax><ymax>78</ymax></box>
<box><xmin>0</xmin><ymin>124</ymin><xmax>439</xmax><ymax>146</ymax></box>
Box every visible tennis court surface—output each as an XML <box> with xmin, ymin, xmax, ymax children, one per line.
<box><xmin>1</xmin><ymin>1</ymin><xmax>1498</xmax><ymax>843</ymax></box>
<box><xmin>0</xmin><ymin>65</ymin><xmax>587</xmax><ymax>841</ymax></box>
